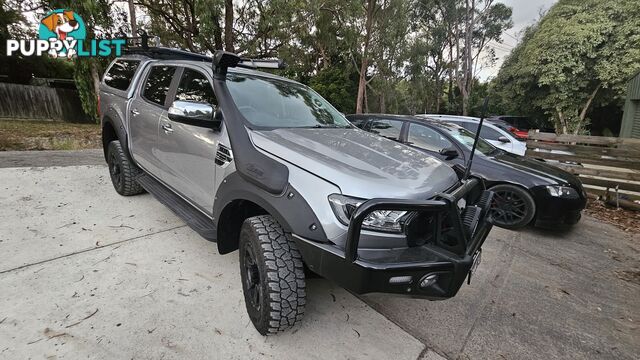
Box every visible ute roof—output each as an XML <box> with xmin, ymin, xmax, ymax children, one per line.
<box><xmin>117</xmin><ymin>46</ymin><xmax>297</xmax><ymax>84</ymax></box>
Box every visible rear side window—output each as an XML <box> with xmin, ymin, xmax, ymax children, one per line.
<box><xmin>347</xmin><ymin>117</ymin><xmax>368</xmax><ymax>129</ymax></box>
<box><xmin>457</xmin><ymin>121</ymin><xmax>480</xmax><ymax>132</ymax></box>
<box><xmin>174</xmin><ymin>68</ymin><xmax>217</xmax><ymax>105</ymax></box>
<box><xmin>103</xmin><ymin>60</ymin><xmax>139</xmax><ymax>91</ymax></box>
<box><xmin>143</xmin><ymin>66</ymin><xmax>177</xmax><ymax>106</ymax></box>
<box><xmin>369</xmin><ymin>119</ymin><xmax>403</xmax><ymax>141</ymax></box>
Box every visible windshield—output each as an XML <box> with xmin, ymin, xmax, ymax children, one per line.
<box><xmin>441</xmin><ymin>124</ymin><xmax>496</xmax><ymax>155</ymax></box>
<box><xmin>226</xmin><ymin>72</ymin><xmax>350</xmax><ymax>129</ymax></box>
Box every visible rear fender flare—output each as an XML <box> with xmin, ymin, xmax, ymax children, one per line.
<box><xmin>101</xmin><ymin>115</ymin><xmax>133</xmax><ymax>164</ymax></box>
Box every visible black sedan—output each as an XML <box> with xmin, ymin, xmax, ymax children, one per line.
<box><xmin>347</xmin><ymin>114</ymin><xmax>587</xmax><ymax>230</ymax></box>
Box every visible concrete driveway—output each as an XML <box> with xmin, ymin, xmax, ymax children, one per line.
<box><xmin>0</xmin><ymin>150</ymin><xmax>638</xmax><ymax>359</ymax></box>
<box><xmin>0</xmin><ymin>163</ymin><xmax>428</xmax><ymax>360</ymax></box>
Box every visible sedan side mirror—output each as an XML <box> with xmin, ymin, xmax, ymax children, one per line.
<box><xmin>498</xmin><ymin>136</ymin><xmax>511</xmax><ymax>143</ymax></box>
<box><xmin>439</xmin><ymin>147</ymin><xmax>459</xmax><ymax>160</ymax></box>
<box><xmin>168</xmin><ymin>100</ymin><xmax>222</xmax><ymax>130</ymax></box>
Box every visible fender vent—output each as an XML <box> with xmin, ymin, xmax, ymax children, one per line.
<box><xmin>215</xmin><ymin>143</ymin><xmax>233</xmax><ymax>166</ymax></box>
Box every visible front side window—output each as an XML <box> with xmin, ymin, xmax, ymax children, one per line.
<box><xmin>443</xmin><ymin>125</ymin><xmax>495</xmax><ymax>155</ymax></box>
<box><xmin>142</xmin><ymin>66</ymin><xmax>176</xmax><ymax>106</ymax></box>
<box><xmin>175</xmin><ymin>68</ymin><xmax>217</xmax><ymax>105</ymax></box>
<box><xmin>407</xmin><ymin>124</ymin><xmax>453</xmax><ymax>152</ymax></box>
<box><xmin>104</xmin><ymin>60</ymin><xmax>139</xmax><ymax>91</ymax></box>
<box><xmin>368</xmin><ymin>119</ymin><xmax>403</xmax><ymax>141</ymax></box>
<box><xmin>226</xmin><ymin>73</ymin><xmax>350</xmax><ymax>129</ymax></box>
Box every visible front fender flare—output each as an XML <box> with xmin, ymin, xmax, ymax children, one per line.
<box><xmin>213</xmin><ymin>172</ymin><xmax>328</xmax><ymax>252</ymax></box>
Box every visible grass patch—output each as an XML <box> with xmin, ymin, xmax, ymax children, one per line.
<box><xmin>0</xmin><ymin>120</ymin><xmax>101</xmax><ymax>151</ymax></box>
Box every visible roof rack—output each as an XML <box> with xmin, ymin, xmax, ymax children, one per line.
<box><xmin>119</xmin><ymin>31</ymin><xmax>285</xmax><ymax>71</ymax></box>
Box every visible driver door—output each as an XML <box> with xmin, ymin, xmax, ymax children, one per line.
<box><xmin>155</xmin><ymin>67</ymin><xmax>222</xmax><ymax>215</ymax></box>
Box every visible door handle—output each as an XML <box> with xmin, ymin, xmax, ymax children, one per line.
<box><xmin>162</xmin><ymin>123</ymin><xmax>173</xmax><ymax>134</ymax></box>
<box><xmin>130</xmin><ymin>108</ymin><xmax>140</xmax><ymax>116</ymax></box>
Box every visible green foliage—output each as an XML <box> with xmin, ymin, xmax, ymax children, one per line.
<box><xmin>73</xmin><ymin>57</ymin><xmax>97</xmax><ymax>121</ymax></box>
<box><xmin>493</xmin><ymin>0</ymin><xmax>640</xmax><ymax>134</ymax></box>
<box><xmin>309</xmin><ymin>63</ymin><xmax>359</xmax><ymax>114</ymax></box>
<box><xmin>2</xmin><ymin>0</ymin><xmax>517</xmax><ymax>121</ymax></box>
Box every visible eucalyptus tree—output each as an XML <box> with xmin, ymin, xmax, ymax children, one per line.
<box><xmin>493</xmin><ymin>0</ymin><xmax>640</xmax><ymax>134</ymax></box>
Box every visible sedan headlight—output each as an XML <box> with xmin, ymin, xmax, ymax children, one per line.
<box><xmin>545</xmin><ymin>185</ymin><xmax>579</xmax><ymax>198</ymax></box>
<box><xmin>328</xmin><ymin>194</ymin><xmax>407</xmax><ymax>233</ymax></box>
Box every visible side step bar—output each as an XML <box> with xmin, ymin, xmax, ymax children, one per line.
<box><xmin>136</xmin><ymin>173</ymin><xmax>217</xmax><ymax>241</ymax></box>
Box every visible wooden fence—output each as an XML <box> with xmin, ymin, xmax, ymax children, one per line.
<box><xmin>525</xmin><ymin>131</ymin><xmax>640</xmax><ymax>209</ymax></box>
<box><xmin>0</xmin><ymin>83</ymin><xmax>91</xmax><ymax>122</ymax></box>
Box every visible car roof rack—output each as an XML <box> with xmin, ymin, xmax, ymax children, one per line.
<box><xmin>119</xmin><ymin>31</ymin><xmax>285</xmax><ymax>71</ymax></box>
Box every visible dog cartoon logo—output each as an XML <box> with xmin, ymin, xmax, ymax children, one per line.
<box><xmin>38</xmin><ymin>9</ymin><xmax>86</xmax><ymax>58</ymax></box>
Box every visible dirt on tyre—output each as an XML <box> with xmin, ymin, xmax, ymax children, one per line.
<box><xmin>489</xmin><ymin>184</ymin><xmax>536</xmax><ymax>230</ymax></box>
<box><xmin>107</xmin><ymin>141</ymin><xmax>145</xmax><ymax>196</ymax></box>
<box><xmin>239</xmin><ymin>215</ymin><xmax>306</xmax><ymax>335</ymax></box>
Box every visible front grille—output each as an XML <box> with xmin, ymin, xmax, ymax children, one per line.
<box><xmin>215</xmin><ymin>143</ymin><xmax>233</xmax><ymax>166</ymax></box>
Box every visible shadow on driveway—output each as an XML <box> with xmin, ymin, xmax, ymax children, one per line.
<box><xmin>363</xmin><ymin>218</ymin><xmax>640</xmax><ymax>359</ymax></box>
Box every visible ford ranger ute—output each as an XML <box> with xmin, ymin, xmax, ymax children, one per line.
<box><xmin>99</xmin><ymin>44</ymin><xmax>494</xmax><ymax>335</ymax></box>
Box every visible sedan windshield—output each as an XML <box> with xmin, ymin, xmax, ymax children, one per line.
<box><xmin>226</xmin><ymin>72</ymin><xmax>350</xmax><ymax>129</ymax></box>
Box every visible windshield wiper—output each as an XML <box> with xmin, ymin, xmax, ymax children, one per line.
<box><xmin>299</xmin><ymin>124</ymin><xmax>350</xmax><ymax>129</ymax></box>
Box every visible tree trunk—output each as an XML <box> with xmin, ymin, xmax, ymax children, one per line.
<box><xmin>212</xmin><ymin>14</ymin><xmax>223</xmax><ymax>50</ymax></box>
<box><xmin>90</xmin><ymin>61</ymin><xmax>100</xmax><ymax>101</ymax></box>
<box><xmin>434</xmin><ymin>77</ymin><xmax>442</xmax><ymax>113</ymax></box>
<box><xmin>356</xmin><ymin>0</ymin><xmax>375</xmax><ymax>114</ymax></box>
<box><xmin>127</xmin><ymin>0</ymin><xmax>137</xmax><ymax>35</ymax></box>
<box><xmin>573</xmin><ymin>84</ymin><xmax>601</xmax><ymax>135</ymax></box>
<box><xmin>364</xmin><ymin>83</ymin><xmax>369</xmax><ymax>113</ymax></box>
<box><xmin>224</xmin><ymin>0</ymin><xmax>234</xmax><ymax>52</ymax></box>
<box><xmin>556</xmin><ymin>108</ymin><xmax>567</xmax><ymax>134</ymax></box>
<box><xmin>380</xmin><ymin>91</ymin><xmax>386</xmax><ymax>113</ymax></box>
<box><xmin>459</xmin><ymin>0</ymin><xmax>475</xmax><ymax>116</ymax></box>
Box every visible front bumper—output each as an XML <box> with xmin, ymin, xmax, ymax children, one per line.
<box><xmin>531</xmin><ymin>186</ymin><xmax>587</xmax><ymax>227</ymax></box>
<box><xmin>294</xmin><ymin>178</ymin><xmax>494</xmax><ymax>300</ymax></box>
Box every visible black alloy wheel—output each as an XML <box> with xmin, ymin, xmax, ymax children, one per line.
<box><xmin>242</xmin><ymin>244</ymin><xmax>263</xmax><ymax>312</ymax></box>
<box><xmin>489</xmin><ymin>184</ymin><xmax>536</xmax><ymax>230</ymax></box>
<box><xmin>239</xmin><ymin>215</ymin><xmax>306</xmax><ymax>335</ymax></box>
<box><xmin>108</xmin><ymin>150</ymin><xmax>123</xmax><ymax>190</ymax></box>
<box><xmin>106</xmin><ymin>141</ymin><xmax>145</xmax><ymax>196</ymax></box>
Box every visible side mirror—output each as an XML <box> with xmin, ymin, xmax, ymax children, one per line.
<box><xmin>498</xmin><ymin>136</ymin><xmax>510</xmax><ymax>143</ymax></box>
<box><xmin>439</xmin><ymin>147</ymin><xmax>459</xmax><ymax>160</ymax></box>
<box><xmin>168</xmin><ymin>100</ymin><xmax>222</xmax><ymax>130</ymax></box>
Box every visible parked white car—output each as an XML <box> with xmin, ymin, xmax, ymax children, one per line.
<box><xmin>417</xmin><ymin>115</ymin><xmax>527</xmax><ymax>156</ymax></box>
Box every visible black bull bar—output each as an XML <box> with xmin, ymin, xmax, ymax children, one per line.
<box><xmin>295</xmin><ymin>178</ymin><xmax>494</xmax><ymax>299</ymax></box>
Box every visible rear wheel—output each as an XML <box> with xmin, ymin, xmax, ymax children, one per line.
<box><xmin>107</xmin><ymin>141</ymin><xmax>144</xmax><ymax>196</ymax></box>
<box><xmin>489</xmin><ymin>184</ymin><xmax>535</xmax><ymax>230</ymax></box>
<box><xmin>239</xmin><ymin>215</ymin><xmax>306</xmax><ymax>335</ymax></box>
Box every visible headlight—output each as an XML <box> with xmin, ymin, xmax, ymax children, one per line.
<box><xmin>545</xmin><ymin>185</ymin><xmax>579</xmax><ymax>198</ymax></box>
<box><xmin>328</xmin><ymin>194</ymin><xmax>407</xmax><ymax>233</ymax></box>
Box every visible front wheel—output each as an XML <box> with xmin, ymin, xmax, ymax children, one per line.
<box><xmin>489</xmin><ymin>184</ymin><xmax>536</xmax><ymax>230</ymax></box>
<box><xmin>239</xmin><ymin>215</ymin><xmax>306</xmax><ymax>335</ymax></box>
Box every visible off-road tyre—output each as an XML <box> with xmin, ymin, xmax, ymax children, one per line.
<box><xmin>489</xmin><ymin>184</ymin><xmax>536</xmax><ymax>230</ymax></box>
<box><xmin>107</xmin><ymin>141</ymin><xmax>144</xmax><ymax>196</ymax></box>
<box><xmin>239</xmin><ymin>215</ymin><xmax>306</xmax><ymax>335</ymax></box>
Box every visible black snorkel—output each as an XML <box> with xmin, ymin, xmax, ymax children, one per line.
<box><xmin>463</xmin><ymin>97</ymin><xmax>489</xmax><ymax>181</ymax></box>
<box><xmin>211</xmin><ymin>50</ymin><xmax>290</xmax><ymax>195</ymax></box>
